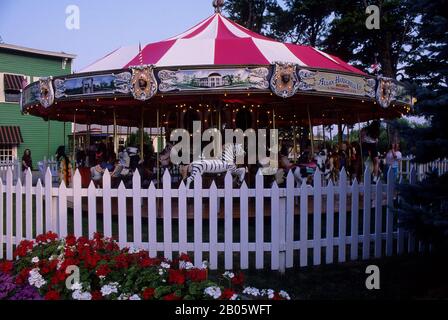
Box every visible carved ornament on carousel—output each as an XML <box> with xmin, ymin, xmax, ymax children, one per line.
<box><xmin>270</xmin><ymin>62</ymin><xmax>300</xmax><ymax>98</ymax></box>
<box><xmin>38</xmin><ymin>77</ymin><xmax>55</xmax><ymax>108</ymax></box>
<box><xmin>376</xmin><ymin>76</ymin><xmax>398</xmax><ymax>108</ymax></box>
<box><xmin>130</xmin><ymin>65</ymin><xmax>158</xmax><ymax>101</ymax></box>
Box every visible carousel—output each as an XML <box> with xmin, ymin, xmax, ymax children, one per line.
<box><xmin>20</xmin><ymin>1</ymin><xmax>413</xmax><ymax>188</ymax></box>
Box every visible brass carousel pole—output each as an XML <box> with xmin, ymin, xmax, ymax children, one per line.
<box><xmin>307</xmin><ymin>105</ymin><xmax>315</xmax><ymax>157</ymax></box>
<box><xmin>140</xmin><ymin>107</ymin><xmax>144</xmax><ymax>159</ymax></box>
<box><xmin>113</xmin><ymin>109</ymin><xmax>118</xmax><ymax>157</ymax></box>
<box><xmin>357</xmin><ymin>114</ymin><xmax>364</xmax><ymax>177</ymax></box>
<box><xmin>157</xmin><ymin>108</ymin><xmax>160</xmax><ymax>186</ymax></box>
<box><xmin>73</xmin><ymin>111</ymin><xmax>76</xmax><ymax>170</ymax></box>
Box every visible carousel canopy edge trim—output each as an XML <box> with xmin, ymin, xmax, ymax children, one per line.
<box><xmin>21</xmin><ymin>64</ymin><xmax>414</xmax><ymax>112</ymax></box>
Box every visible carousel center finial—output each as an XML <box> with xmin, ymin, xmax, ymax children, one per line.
<box><xmin>212</xmin><ymin>0</ymin><xmax>224</xmax><ymax>13</ymax></box>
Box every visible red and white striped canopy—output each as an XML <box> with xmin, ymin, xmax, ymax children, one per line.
<box><xmin>81</xmin><ymin>13</ymin><xmax>364</xmax><ymax>75</ymax></box>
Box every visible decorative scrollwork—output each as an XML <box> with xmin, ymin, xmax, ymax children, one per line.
<box><xmin>54</xmin><ymin>79</ymin><xmax>66</xmax><ymax>99</ymax></box>
<box><xmin>114</xmin><ymin>72</ymin><xmax>132</xmax><ymax>94</ymax></box>
<box><xmin>298</xmin><ymin>69</ymin><xmax>317</xmax><ymax>91</ymax></box>
<box><xmin>39</xmin><ymin>77</ymin><xmax>54</xmax><ymax>108</ymax></box>
<box><xmin>130</xmin><ymin>65</ymin><xmax>158</xmax><ymax>101</ymax></box>
<box><xmin>376</xmin><ymin>77</ymin><xmax>397</xmax><ymax>108</ymax></box>
<box><xmin>270</xmin><ymin>62</ymin><xmax>300</xmax><ymax>98</ymax></box>
<box><xmin>365</xmin><ymin>78</ymin><xmax>377</xmax><ymax>98</ymax></box>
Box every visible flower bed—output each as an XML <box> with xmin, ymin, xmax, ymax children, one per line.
<box><xmin>0</xmin><ymin>232</ymin><xmax>291</xmax><ymax>301</ymax></box>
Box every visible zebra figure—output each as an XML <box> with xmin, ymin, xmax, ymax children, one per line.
<box><xmin>184</xmin><ymin>143</ymin><xmax>246</xmax><ymax>188</ymax></box>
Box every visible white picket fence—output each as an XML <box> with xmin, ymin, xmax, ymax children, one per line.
<box><xmin>398</xmin><ymin>157</ymin><xmax>448</xmax><ymax>181</ymax></box>
<box><xmin>1</xmin><ymin>164</ymin><xmax>425</xmax><ymax>271</ymax></box>
<box><xmin>0</xmin><ymin>160</ymin><xmax>20</xmax><ymax>184</ymax></box>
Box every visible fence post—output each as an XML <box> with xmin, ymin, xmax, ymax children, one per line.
<box><xmin>163</xmin><ymin>170</ymin><xmax>173</xmax><ymax>261</ymax></box>
<box><xmin>338</xmin><ymin>168</ymin><xmax>348</xmax><ymax>262</ymax></box>
<box><xmin>194</xmin><ymin>173</ymin><xmax>204</xmax><ymax>268</ymax></box>
<box><xmin>386</xmin><ymin>168</ymin><xmax>394</xmax><ymax>256</ymax></box>
<box><xmin>313</xmin><ymin>170</ymin><xmax>322</xmax><ymax>266</ymax></box>
<box><xmin>25</xmin><ymin>169</ymin><xmax>33</xmax><ymax>239</ymax></box>
<box><xmin>255</xmin><ymin>169</ymin><xmax>264</xmax><ymax>269</ymax></box>
<box><xmin>285</xmin><ymin>171</ymin><xmax>295</xmax><ymax>269</ymax></box>
<box><xmin>224</xmin><ymin>172</ymin><xmax>233</xmax><ymax>270</ymax></box>
<box><xmin>299</xmin><ymin>181</ymin><xmax>308</xmax><ymax>267</ymax></box>
<box><xmin>73</xmin><ymin>170</ymin><xmax>82</xmax><ymax>237</ymax></box>
<box><xmin>133</xmin><ymin>170</ymin><xmax>142</xmax><ymax>249</ymax></box>
<box><xmin>271</xmin><ymin>182</ymin><xmax>280</xmax><ymax>271</ymax></box>
<box><xmin>240</xmin><ymin>181</ymin><xmax>249</xmax><ymax>270</ymax></box>
<box><xmin>0</xmin><ymin>177</ymin><xmax>3</xmax><ymax>259</ymax></box>
<box><xmin>362</xmin><ymin>167</ymin><xmax>372</xmax><ymax>260</ymax></box>
<box><xmin>5</xmin><ymin>169</ymin><xmax>13</xmax><ymax>260</ymax></box>
<box><xmin>15</xmin><ymin>178</ymin><xmax>23</xmax><ymax>246</ymax></box>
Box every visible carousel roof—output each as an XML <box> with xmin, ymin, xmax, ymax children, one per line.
<box><xmin>81</xmin><ymin>13</ymin><xmax>364</xmax><ymax>75</ymax></box>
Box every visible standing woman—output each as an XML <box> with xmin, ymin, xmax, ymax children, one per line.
<box><xmin>22</xmin><ymin>149</ymin><xmax>33</xmax><ymax>180</ymax></box>
<box><xmin>56</xmin><ymin>146</ymin><xmax>72</xmax><ymax>186</ymax></box>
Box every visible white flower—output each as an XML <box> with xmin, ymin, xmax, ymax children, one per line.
<box><xmin>72</xmin><ymin>290</ymin><xmax>92</xmax><ymax>300</ymax></box>
<box><xmin>158</xmin><ymin>269</ymin><xmax>164</xmax><ymax>276</ymax></box>
<box><xmin>31</xmin><ymin>257</ymin><xmax>39</xmax><ymax>264</ymax></box>
<box><xmin>179</xmin><ymin>261</ymin><xmax>195</xmax><ymax>270</ymax></box>
<box><xmin>101</xmin><ymin>282</ymin><xmax>119</xmax><ymax>296</ymax></box>
<box><xmin>160</xmin><ymin>262</ymin><xmax>170</xmax><ymax>269</ymax></box>
<box><xmin>129</xmin><ymin>294</ymin><xmax>141</xmax><ymax>300</ymax></box>
<box><xmin>261</xmin><ymin>289</ymin><xmax>275</xmax><ymax>299</ymax></box>
<box><xmin>223</xmin><ymin>271</ymin><xmax>235</xmax><ymax>279</ymax></box>
<box><xmin>128</xmin><ymin>246</ymin><xmax>141</xmax><ymax>254</ymax></box>
<box><xmin>242</xmin><ymin>287</ymin><xmax>260</xmax><ymax>297</ymax></box>
<box><xmin>28</xmin><ymin>268</ymin><xmax>46</xmax><ymax>289</ymax></box>
<box><xmin>117</xmin><ymin>294</ymin><xmax>129</xmax><ymax>300</ymax></box>
<box><xmin>279</xmin><ymin>290</ymin><xmax>291</xmax><ymax>300</ymax></box>
<box><xmin>230</xmin><ymin>294</ymin><xmax>239</xmax><ymax>300</ymax></box>
<box><xmin>70</xmin><ymin>282</ymin><xmax>83</xmax><ymax>291</ymax></box>
<box><xmin>204</xmin><ymin>286</ymin><xmax>222</xmax><ymax>299</ymax></box>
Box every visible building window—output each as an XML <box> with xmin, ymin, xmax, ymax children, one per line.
<box><xmin>0</xmin><ymin>145</ymin><xmax>15</xmax><ymax>162</ymax></box>
<box><xmin>3</xmin><ymin>74</ymin><xmax>27</xmax><ymax>103</ymax></box>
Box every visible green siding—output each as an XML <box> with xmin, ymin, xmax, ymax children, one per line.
<box><xmin>0</xmin><ymin>48</ymin><xmax>73</xmax><ymax>164</ymax></box>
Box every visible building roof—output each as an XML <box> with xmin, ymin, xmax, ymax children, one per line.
<box><xmin>0</xmin><ymin>43</ymin><xmax>76</xmax><ymax>60</ymax></box>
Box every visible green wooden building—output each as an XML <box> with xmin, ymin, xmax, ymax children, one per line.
<box><xmin>0</xmin><ymin>43</ymin><xmax>76</xmax><ymax>166</ymax></box>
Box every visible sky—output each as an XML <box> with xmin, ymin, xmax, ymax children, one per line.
<box><xmin>0</xmin><ymin>0</ymin><xmax>215</xmax><ymax>71</ymax></box>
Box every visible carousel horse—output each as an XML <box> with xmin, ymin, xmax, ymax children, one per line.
<box><xmin>272</xmin><ymin>149</ymin><xmax>331</xmax><ymax>186</ymax></box>
<box><xmin>184</xmin><ymin>143</ymin><xmax>246</xmax><ymax>188</ymax></box>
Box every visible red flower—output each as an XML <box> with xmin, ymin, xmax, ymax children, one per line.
<box><xmin>0</xmin><ymin>261</ymin><xmax>13</xmax><ymax>274</ymax></box>
<box><xmin>139</xmin><ymin>257</ymin><xmax>158</xmax><ymax>268</ymax></box>
<box><xmin>221</xmin><ymin>288</ymin><xmax>235</xmax><ymax>300</ymax></box>
<box><xmin>96</xmin><ymin>264</ymin><xmax>112</xmax><ymax>277</ymax></box>
<box><xmin>15</xmin><ymin>268</ymin><xmax>31</xmax><ymax>285</ymax></box>
<box><xmin>168</xmin><ymin>269</ymin><xmax>185</xmax><ymax>285</ymax></box>
<box><xmin>65</xmin><ymin>235</ymin><xmax>77</xmax><ymax>247</ymax></box>
<box><xmin>231</xmin><ymin>271</ymin><xmax>244</xmax><ymax>287</ymax></box>
<box><xmin>163</xmin><ymin>293</ymin><xmax>182</xmax><ymax>301</ymax></box>
<box><xmin>179</xmin><ymin>253</ymin><xmax>191</xmax><ymax>262</ymax></box>
<box><xmin>36</xmin><ymin>231</ymin><xmax>58</xmax><ymax>244</ymax></box>
<box><xmin>44</xmin><ymin>290</ymin><xmax>60</xmax><ymax>300</ymax></box>
<box><xmin>187</xmin><ymin>269</ymin><xmax>207</xmax><ymax>282</ymax></box>
<box><xmin>113</xmin><ymin>254</ymin><xmax>129</xmax><ymax>269</ymax></box>
<box><xmin>142</xmin><ymin>288</ymin><xmax>155</xmax><ymax>300</ymax></box>
<box><xmin>14</xmin><ymin>240</ymin><xmax>34</xmax><ymax>258</ymax></box>
<box><xmin>91</xmin><ymin>291</ymin><xmax>103</xmax><ymax>300</ymax></box>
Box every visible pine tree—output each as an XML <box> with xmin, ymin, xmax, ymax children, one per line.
<box><xmin>396</xmin><ymin>0</ymin><xmax>448</xmax><ymax>250</ymax></box>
